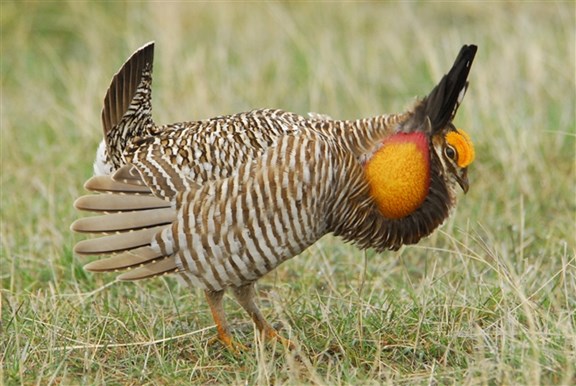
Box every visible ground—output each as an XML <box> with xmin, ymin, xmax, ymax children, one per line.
<box><xmin>1</xmin><ymin>2</ymin><xmax>575</xmax><ymax>385</ymax></box>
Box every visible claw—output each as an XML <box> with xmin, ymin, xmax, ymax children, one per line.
<box><xmin>208</xmin><ymin>332</ymin><xmax>249</xmax><ymax>353</ymax></box>
<box><xmin>262</xmin><ymin>326</ymin><xmax>295</xmax><ymax>350</ymax></box>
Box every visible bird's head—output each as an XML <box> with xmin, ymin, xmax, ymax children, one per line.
<box><xmin>364</xmin><ymin>45</ymin><xmax>477</xmax><ymax>219</ymax></box>
<box><xmin>430</xmin><ymin>123</ymin><xmax>475</xmax><ymax>194</ymax></box>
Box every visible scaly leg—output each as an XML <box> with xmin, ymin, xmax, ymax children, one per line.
<box><xmin>232</xmin><ymin>283</ymin><xmax>295</xmax><ymax>349</ymax></box>
<box><xmin>205</xmin><ymin>289</ymin><xmax>246</xmax><ymax>352</ymax></box>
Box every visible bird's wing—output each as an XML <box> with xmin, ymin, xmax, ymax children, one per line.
<box><xmin>73</xmin><ymin>134</ymin><xmax>362</xmax><ymax>288</ymax></box>
<box><xmin>71</xmin><ymin>164</ymin><xmax>175</xmax><ymax>272</ymax></box>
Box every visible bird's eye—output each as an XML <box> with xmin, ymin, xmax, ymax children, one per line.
<box><xmin>445</xmin><ymin>146</ymin><xmax>457</xmax><ymax>160</ymax></box>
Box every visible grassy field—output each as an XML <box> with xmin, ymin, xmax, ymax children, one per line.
<box><xmin>1</xmin><ymin>2</ymin><xmax>575</xmax><ymax>385</ymax></box>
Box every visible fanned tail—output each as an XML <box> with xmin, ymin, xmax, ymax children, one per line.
<box><xmin>71</xmin><ymin>165</ymin><xmax>179</xmax><ymax>280</ymax></box>
<box><xmin>101</xmin><ymin>42</ymin><xmax>156</xmax><ymax>171</ymax></box>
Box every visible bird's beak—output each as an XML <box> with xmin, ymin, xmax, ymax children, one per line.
<box><xmin>456</xmin><ymin>169</ymin><xmax>469</xmax><ymax>193</ymax></box>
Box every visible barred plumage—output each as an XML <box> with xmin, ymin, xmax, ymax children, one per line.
<box><xmin>72</xmin><ymin>42</ymin><xmax>478</xmax><ymax>349</ymax></box>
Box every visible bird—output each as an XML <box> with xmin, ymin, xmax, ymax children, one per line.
<box><xmin>71</xmin><ymin>42</ymin><xmax>477</xmax><ymax>350</ymax></box>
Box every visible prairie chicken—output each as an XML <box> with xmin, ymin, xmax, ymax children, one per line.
<box><xmin>72</xmin><ymin>42</ymin><xmax>477</xmax><ymax>349</ymax></box>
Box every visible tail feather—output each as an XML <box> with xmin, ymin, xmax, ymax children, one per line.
<box><xmin>102</xmin><ymin>42</ymin><xmax>156</xmax><ymax>170</ymax></box>
<box><xmin>102</xmin><ymin>41</ymin><xmax>155</xmax><ymax>136</ymax></box>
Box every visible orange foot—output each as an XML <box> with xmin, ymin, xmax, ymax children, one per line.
<box><xmin>208</xmin><ymin>332</ymin><xmax>249</xmax><ymax>353</ymax></box>
<box><xmin>261</xmin><ymin>325</ymin><xmax>296</xmax><ymax>350</ymax></box>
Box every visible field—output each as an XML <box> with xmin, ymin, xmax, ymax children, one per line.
<box><xmin>1</xmin><ymin>2</ymin><xmax>575</xmax><ymax>385</ymax></box>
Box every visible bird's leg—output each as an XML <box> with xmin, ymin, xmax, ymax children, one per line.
<box><xmin>204</xmin><ymin>289</ymin><xmax>246</xmax><ymax>352</ymax></box>
<box><xmin>232</xmin><ymin>283</ymin><xmax>295</xmax><ymax>349</ymax></box>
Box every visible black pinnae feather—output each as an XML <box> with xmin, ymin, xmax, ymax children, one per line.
<box><xmin>420</xmin><ymin>45</ymin><xmax>477</xmax><ymax>133</ymax></box>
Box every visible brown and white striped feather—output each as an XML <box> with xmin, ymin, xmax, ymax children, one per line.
<box><xmin>152</xmin><ymin>134</ymin><xmax>337</xmax><ymax>291</ymax></box>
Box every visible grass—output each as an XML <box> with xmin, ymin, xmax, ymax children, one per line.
<box><xmin>1</xmin><ymin>1</ymin><xmax>575</xmax><ymax>385</ymax></box>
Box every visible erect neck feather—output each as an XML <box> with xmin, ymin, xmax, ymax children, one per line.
<box><xmin>363</xmin><ymin>132</ymin><xmax>431</xmax><ymax>219</ymax></box>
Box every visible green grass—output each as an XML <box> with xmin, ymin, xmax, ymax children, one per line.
<box><xmin>2</xmin><ymin>1</ymin><xmax>575</xmax><ymax>385</ymax></box>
